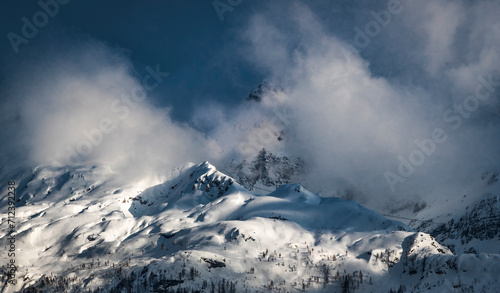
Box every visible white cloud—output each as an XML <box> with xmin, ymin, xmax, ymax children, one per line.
<box><xmin>206</xmin><ymin>0</ymin><xmax>500</xmax><ymax>208</ymax></box>
<box><xmin>3</xmin><ymin>40</ymin><xmax>222</xmax><ymax>183</ymax></box>
<box><xmin>420</xmin><ymin>0</ymin><xmax>465</xmax><ymax>75</ymax></box>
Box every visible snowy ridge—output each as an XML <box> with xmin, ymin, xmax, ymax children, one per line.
<box><xmin>410</xmin><ymin>172</ymin><xmax>500</xmax><ymax>256</ymax></box>
<box><xmin>413</xmin><ymin>194</ymin><xmax>500</xmax><ymax>255</ymax></box>
<box><xmin>0</xmin><ymin>163</ymin><xmax>499</xmax><ymax>292</ymax></box>
<box><xmin>129</xmin><ymin>162</ymin><xmax>241</xmax><ymax>216</ymax></box>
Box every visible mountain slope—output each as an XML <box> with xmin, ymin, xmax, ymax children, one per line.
<box><xmin>0</xmin><ymin>163</ymin><xmax>499</xmax><ymax>292</ymax></box>
<box><xmin>413</xmin><ymin>194</ymin><xmax>500</xmax><ymax>255</ymax></box>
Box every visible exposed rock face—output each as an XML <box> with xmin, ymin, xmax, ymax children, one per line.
<box><xmin>224</xmin><ymin>149</ymin><xmax>305</xmax><ymax>191</ymax></box>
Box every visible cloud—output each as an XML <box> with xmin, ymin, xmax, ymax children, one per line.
<box><xmin>1</xmin><ymin>0</ymin><xmax>499</xmax><ymax>212</ymax></box>
<box><xmin>420</xmin><ymin>0</ymin><xmax>465</xmax><ymax>75</ymax></box>
<box><xmin>0</xmin><ymin>38</ymin><xmax>221</xmax><ymax>183</ymax></box>
<box><xmin>236</xmin><ymin>2</ymin><xmax>429</xmax><ymax>197</ymax></box>
<box><xmin>202</xmin><ymin>0</ymin><xmax>500</xmax><ymax>209</ymax></box>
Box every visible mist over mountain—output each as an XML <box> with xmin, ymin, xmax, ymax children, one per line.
<box><xmin>1</xmin><ymin>1</ymin><xmax>500</xmax><ymax>210</ymax></box>
<box><xmin>1</xmin><ymin>0</ymin><xmax>500</xmax><ymax>292</ymax></box>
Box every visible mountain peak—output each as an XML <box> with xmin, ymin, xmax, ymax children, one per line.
<box><xmin>129</xmin><ymin>161</ymin><xmax>241</xmax><ymax>216</ymax></box>
<box><xmin>193</xmin><ymin>161</ymin><xmax>218</xmax><ymax>175</ymax></box>
<box><xmin>245</xmin><ymin>80</ymin><xmax>284</xmax><ymax>103</ymax></box>
<box><xmin>269</xmin><ymin>183</ymin><xmax>322</xmax><ymax>204</ymax></box>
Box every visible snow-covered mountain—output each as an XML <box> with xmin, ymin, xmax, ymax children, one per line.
<box><xmin>412</xmin><ymin>194</ymin><xmax>500</xmax><ymax>255</ymax></box>
<box><xmin>1</xmin><ymin>162</ymin><xmax>499</xmax><ymax>292</ymax></box>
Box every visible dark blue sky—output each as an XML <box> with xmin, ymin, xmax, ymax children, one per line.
<box><xmin>1</xmin><ymin>0</ymin><xmax>271</xmax><ymax>122</ymax></box>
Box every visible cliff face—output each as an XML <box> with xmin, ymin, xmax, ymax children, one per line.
<box><xmin>224</xmin><ymin>149</ymin><xmax>306</xmax><ymax>192</ymax></box>
<box><xmin>415</xmin><ymin>195</ymin><xmax>500</xmax><ymax>254</ymax></box>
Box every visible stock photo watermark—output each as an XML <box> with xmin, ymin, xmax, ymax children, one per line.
<box><xmin>52</xmin><ymin>64</ymin><xmax>169</xmax><ymax>167</ymax></box>
<box><xmin>353</xmin><ymin>0</ymin><xmax>412</xmax><ymax>49</ymax></box>
<box><xmin>213</xmin><ymin>0</ymin><xmax>243</xmax><ymax>22</ymax></box>
<box><xmin>385</xmin><ymin>74</ymin><xmax>500</xmax><ymax>192</ymax></box>
<box><xmin>7</xmin><ymin>0</ymin><xmax>72</xmax><ymax>54</ymax></box>
<box><xmin>5</xmin><ymin>181</ymin><xmax>17</xmax><ymax>285</ymax></box>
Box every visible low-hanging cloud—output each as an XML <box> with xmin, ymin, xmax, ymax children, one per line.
<box><xmin>1</xmin><ymin>0</ymin><xmax>499</xmax><ymax>212</ymax></box>
<box><xmin>200</xmin><ymin>0</ymin><xmax>500</xmax><ymax>209</ymax></box>
<box><xmin>0</xmin><ymin>39</ymin><xmax>222</xmax><ymax>183</ymax></box>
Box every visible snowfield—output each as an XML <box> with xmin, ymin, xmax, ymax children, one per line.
<box><xmin>1</xmin><ymin>162</ymin><xmax>499</xmax><ymax>292</ymax></box>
